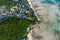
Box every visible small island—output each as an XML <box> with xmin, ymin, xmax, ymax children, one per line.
<box><xmin>0</xmin><ymin>0</ymin><xmax>36</xmax><ymax>40</ymax></box>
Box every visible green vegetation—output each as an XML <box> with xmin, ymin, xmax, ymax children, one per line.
<box><xmin>0</xmin><ymin>16</ymin><xmax>33</xmax><ymax>40</ymax></box>
<box><xmin>0</xmin><ymin>0</ymin><xmax>8</xmax><ymax>6</ymax></box>
<box><xmin>0</xmin><ymin>0</ymin><xmax>36</xmax><ymax>40</ymax></box>
<box><xmin>6</xmin><ymin>2</ymin><xmax>15</xmax><ymax>11</ymax></box>
<box><xmin>0</xmin><ymin>0</ymin><xmax>16</xmax><ymax>10</ymax></box>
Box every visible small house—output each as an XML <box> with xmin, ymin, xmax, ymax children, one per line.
<box><xmin>13</xmin><ymin>0</ymin><xmax>18</xmax><ymax>1</ymax></box>
<box><xmin>6</xmin><ymin>12</ymin><xmax>11</xmax><ymax>17</ymax></box>
<box><xmin>20</xmin><ymin>14</ymin><xmax>27</xmax><ymax>19</ymax></box>
<box><xmin>0</xmin><ymin>14</ymin><xmax>5</xmax><ymax>19</ymax></box>
<box><xmin>1</xmin><ymin>5</ymin><xmax>6</xmax><ymax>11</ymax></box>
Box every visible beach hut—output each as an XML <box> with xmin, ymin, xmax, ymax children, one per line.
<box><xmin>20</xmin><ymin>8</ymin><xmax>25</xmax><ymax>13</ymax></box>
<box><xmin>25</xmin><ymin>3</ymin><xmax>30</xmax><ymax>8</ymax></box>
<box><xmin>1</xmin><ymin>5</ymin><xmax>6</xmax><ymax>11</ymax></box>
<box><xmin>20</xmin><ymin>14</ymin><xmax>27</xmax><ymax>19</ymax></box>
<box><xmin>26</xmin><ymin>27</ymin><xmax>30</xmax><ymax>33</ymax></box>
<box><xmin>0</xmin><ymin>15</ymin><xmax>5</xmax><ymax>19</ymax></box>
<box><xmin>6</xmin><ymin>12</ymin><xmax>11</xmax><ymax>17</ymax></box>
<box><xmin>13</xmin><ymin>0</ymin><xmax>18</xmax><ymax>1</ymax></box>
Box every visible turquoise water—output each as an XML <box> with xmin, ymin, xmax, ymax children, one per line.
<box><xmin>30</xmin><ymin>0</ymin><xmax>60</xmax><ymax>36</ymax></box>
<box><xmin>41</xmin><ymin>0</ymin><xmax>60</xmax><ymax>10</ymax></box>
<box><xmin>41</xmin><ymin>0</ymin><xmax>60</xmax><ymax>33</ymax></box>
<box><xmin>42</xmin><ymin>0</ymin><xmax>60</xmax><ymax>4</ymax></box>
<box><xmin>41</xmin><ymin>0</ymin><xmax>60</xmax><ymax>7</ymax></box>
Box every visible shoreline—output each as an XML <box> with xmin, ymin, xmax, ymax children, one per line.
<box><xmin>27</xmin><ymin>0</ymin><xmax>41</xmax><ymax>21</ymax></box>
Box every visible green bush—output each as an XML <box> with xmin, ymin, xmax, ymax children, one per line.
<box><xmin>0</xmin><ymin>17</ymin><xmax>32</xmax><ymax>40</ymax></box>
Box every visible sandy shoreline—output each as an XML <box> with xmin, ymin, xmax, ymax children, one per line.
<box><xmin>27</xmin><ymin>0</ymin><xmax>60</xmax><ymax>40</ymax></box>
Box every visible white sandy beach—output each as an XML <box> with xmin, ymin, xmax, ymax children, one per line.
<box><xmin>27</xmin><ymin>0</ymin><xmax>60</xmax><ymax>40</ymax></box>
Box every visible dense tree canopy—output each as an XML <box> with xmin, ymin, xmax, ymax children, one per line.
<box><xmin>0</xmin><ymin>16</ymin><xmax>33</xmax><ymax>40</ymax></box>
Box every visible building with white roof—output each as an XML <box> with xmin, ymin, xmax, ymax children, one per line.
<box><xmin>13</xmin><ymin>0</ymin><xmax>18</xmax><ymax>1</ymax></box>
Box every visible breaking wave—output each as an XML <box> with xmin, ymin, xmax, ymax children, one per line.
<box><xmin>29</xmin><ymin>0</ymin><xmax>60</xmax><ymax>40</ymax></box>
<box><xmin>41</xmin><ymin>0</ymin><xmax>60</xmax><ymax>40</ymax></box>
